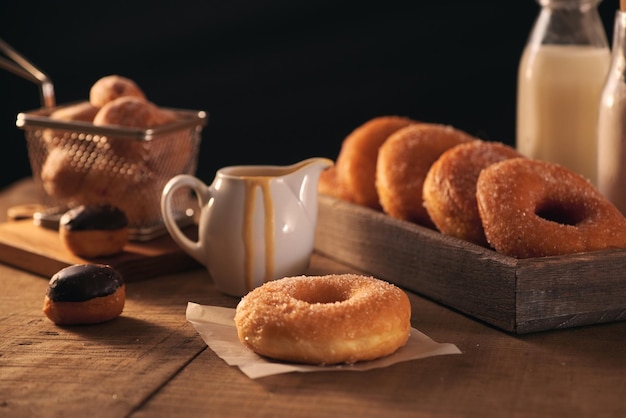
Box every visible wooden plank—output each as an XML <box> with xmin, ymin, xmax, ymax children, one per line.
<box><xmin>314</xmin><ymin>195</ymin><xmax>518</xmax><ymax>332</ymax></box>
<box><xmin>134</xmin><ymin>255</ymin><xmax>626</xmax><ymax>418</ymax></box>
<box><xmin>0</xmin><ymin>220</ymin><xmax>199</xmax><ymax>280</ymax></box>
<box><xmin>0</xmin><ymin>263</ymin><xmax>218</xmax><ymax>418</ymax></box>
<box><xmin>515</xmin><ymin>250</ymin><xmax>626</xmax><ymax>332</ymax></box>
<box><xmin>314</xmin><ymin>194</ymin><xmax>626</xmax><ymax>334</ymax></box>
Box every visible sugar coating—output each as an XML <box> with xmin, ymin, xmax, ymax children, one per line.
<box><xmin>476</xmin><ymin>159</ymin><xmax>626</xmax><ymax>258</ymax></box>
<box><xmin>423</xmin><ymin>140</ymin><xmax>522</xmax><ymax>246</ymax></box>
<box><xmin>234</xmin><ymin>274</ymin><xmax>411</xmax><ymax>365</ymax></box>
<box><xmin>335</xmin><ymin>115</ymin><xmax>417</xmax><ymax>209</ymax></box>
<box><xmin>376</xmin><ymin>123</ymin><xmax>476</xmax><ymax>227</ymax></box>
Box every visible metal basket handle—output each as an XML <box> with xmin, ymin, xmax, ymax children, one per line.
<box><xmin>0</xmin><ymin>38</ymin><xmax>55</xmax><ymax>108</ymax></box>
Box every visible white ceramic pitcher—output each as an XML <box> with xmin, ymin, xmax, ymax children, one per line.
<box><xmin>160</xmin><ymin>157</ymin><xmax>333</xmax><ymax>296</ymax></box>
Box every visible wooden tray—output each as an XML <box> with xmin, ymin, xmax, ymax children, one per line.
<box><xmin>0</xmin><ymin>220</ymin><xmax>200</xmax><ymax>281</ymax></box>
<box><xmin>313</xmin><ymin>194</ymin><xmax>626</xmax><ymax>334</ymax></box>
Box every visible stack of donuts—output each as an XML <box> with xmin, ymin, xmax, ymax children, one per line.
<box><xmin>38</xmin><ymin>75</ymin><xmax>192</xmax><ymax>226</ymax></box>
<box><xmin>319</xmin><ymin>115</ymin><xmax>626</xmax><ymax>258</ymax></box>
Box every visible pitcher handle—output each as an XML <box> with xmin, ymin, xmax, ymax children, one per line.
<box><xmin>161</xmin><ymin>175</ymin><xmax>210</xmax><ymax>265</ymax></box>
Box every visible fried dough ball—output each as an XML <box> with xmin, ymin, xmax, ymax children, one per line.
<box><xmin>42</xmin><ymin>102</ymin><xmax>101</xmax><ymax>147</ymax></box>
<box><xmin>49</xmin><ymin>101</ymin><xmax>100</xmax><ymax>123</ymax></box>
<box><xmin>40</xmin><ymin>147</ymin><xmax>87</xmax><ymax>199</ymax></box>
<box><xmin>89</xmin><ymin>75</ymin><xmax>146</xmax><ymax>107</ymax></box>
<box><xmin>93</xmin><ymin>96</ymin><xmax>179</xmax><ymax>163</ymax></box>
<box><xmin>93</xmin><ymin>96</ymin><xmax>176</xmax><ymax>129</ymax></box>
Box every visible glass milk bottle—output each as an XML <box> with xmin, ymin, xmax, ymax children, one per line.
<box><xmin>517</xmin><ymin>0</ymin><xmax>610</xmax><ymax>185</ymax></box>
<box><xmin>598</xmin><ymin>10</ymin><xmax>626</xmax><ymax>214</ymax></box>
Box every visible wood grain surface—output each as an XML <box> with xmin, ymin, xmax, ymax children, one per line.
<box><xmin>2</xmin><ymin>179</ymin><xmax>626</xmax><ymax>417</ymax></box>
<box><xmin>0</xmin><ymin>264</ymin><xmax>217</xmax><ymax>417</ymax></box>
<box><xmin>3</xmin><ymin>254</ymin><xmax>626</xmax><ymax>418</ymax></box>
<box><xmin>0</xmin><ymin>220</ymin><xmax>200</xmax><ymax>281</ymax></box>
<box><xmin>315</xmin><ymin>194</ymin><xmax>626</xmax><ymax>333</ymax></box>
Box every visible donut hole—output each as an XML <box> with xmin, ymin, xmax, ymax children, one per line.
<box><xmin>536</xmin><ymin>200</ymin><xmax>586</xmax><ymax>226</ymax></box>
<box><xmin>291</xmin><ymin>282</ymin><xmax>350</xmax><ymax>304</ymax></box>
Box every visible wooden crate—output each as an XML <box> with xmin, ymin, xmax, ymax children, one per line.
<box><xmin>313</xmin><ymin>195</ymin><xmax>626</xmax><ymax>334</ymax></box>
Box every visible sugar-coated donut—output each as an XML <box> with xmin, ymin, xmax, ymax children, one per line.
<box><xmin>476</xmin><ymin>158</ymin><xmax>626</xmax><ymax>258</ymax></box>
<box><xmin>234</xmin><ymin>274</ymin><xmax>411</xmax><ymax>365</ymax></box>
<box><xmin>59</xmin><ymin>205</ymin><xmax>129</xmax><ymax>258</ymax></box>
<box><xmin>375</xmin><ymin>123</ymin><xmax>476</xmax><ymax>227</ymax></box>
<box><xmin>423</xmin><ymin>141</ymin><xmax>523</xmax><ymax>246</ymax></box>
<box><xmin>334</xmin><ymin>116</ymin><xmax>418</xmax><ymax>209</ymax></box>
<box><xmin>43</xmin><ymin>264</ymin><xmax>125</xmax><ymax>325</ymax></box>
<box><xmin>89</xmin><ymin>75</ymin><xmax>146</xmax><ymax>107</ymax></box>
<box><xmin>317</xmin><ymin>165</ymin><xmax>341</xmax><ymax>198</ymax></box>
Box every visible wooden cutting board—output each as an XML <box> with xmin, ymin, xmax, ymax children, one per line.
<box><xmin>0</xmin><ymin>219</ymin><xmax>200</xmax><ymax>280</ymax></box>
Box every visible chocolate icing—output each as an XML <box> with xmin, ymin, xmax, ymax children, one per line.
<box><xmin>46</xmin><ymin>264</ymin><xmax>124</xmax><ymax>302</ymax></box>
<box><xmin>60</xmin><ymin>205</ymin><xmax>128</xmax><ymax>231</ymax></box>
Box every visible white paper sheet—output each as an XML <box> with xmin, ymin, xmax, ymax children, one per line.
<box><xmin>186</xmin><ymin>302</ymin><xmax>462</xmax><ymax>379</ymax></box>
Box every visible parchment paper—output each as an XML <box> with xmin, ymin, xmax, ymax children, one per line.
<box><xmin>186</xmin><ymin>302</ymin><xmax>461</xmax><ymax>379</ymax></box>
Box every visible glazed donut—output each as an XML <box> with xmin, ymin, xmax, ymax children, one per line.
<box><xmin>59</xmin><ymin>205</ymin><xmax>129</xmax><ymax>258</ymax></box>
<box><xmin>476</xmin><ymin>158</ymin><xmax>626</xmax><ymax>258</ymax></box>
<box><xmin>234</xmin><ymin>274</ymin><xmax>411</xmax><ymax>365</ymax></box>
<box><xmin>334</xmin><ymin>115</ymin><xmax>418</xmax><ymax>209</ymax></box>
<box><xmin>375</xmin><ymin>123</ymin><xmax>476</xmax><ymax>227</ymax></box>
<box><xmin>423</xmin><ymin>141</ymin><xmax>523</xmax><ymax>246</ymax></box>
<box><xmin>43</xmin><ymin>264</ymin><xmax>125</xmax><ymax>325</ymax></box>
<box><xmin>89</xmin><ymin>75</ymin><xmax>146</xmax><ymax>107</ymax></box>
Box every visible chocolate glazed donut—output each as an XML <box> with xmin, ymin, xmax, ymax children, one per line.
<box><xmin>43</xmin><ymin>264</ymin><xmax>125</xmax><ymax>325</ymax></box>
<box><xmin>59</xmin><ymin>205</ymin><xmax>129</xmax><ymax>258</ymax></box>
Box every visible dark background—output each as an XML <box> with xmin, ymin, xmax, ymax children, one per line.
<box><xmin>0</xmin><ymin>1</ymin><xmax>619</xmax><ymax>189</ymax></box>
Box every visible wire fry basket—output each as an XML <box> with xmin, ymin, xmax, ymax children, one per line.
<box><xmin>1</xmin><ymin>38</ymin><xmax>208</xmax><ymax>241</ymax></box>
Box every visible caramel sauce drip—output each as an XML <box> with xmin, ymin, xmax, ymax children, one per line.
<box><xmin>242</xmin><ymin>176</ymin><xmax>275</xmax><ymax>291</ymax></box>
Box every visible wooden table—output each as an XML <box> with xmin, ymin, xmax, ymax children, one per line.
<box><xmin>1</xmin><ymin>179</ymin><xmax>625</xmax><ymax>418</ymax></box>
